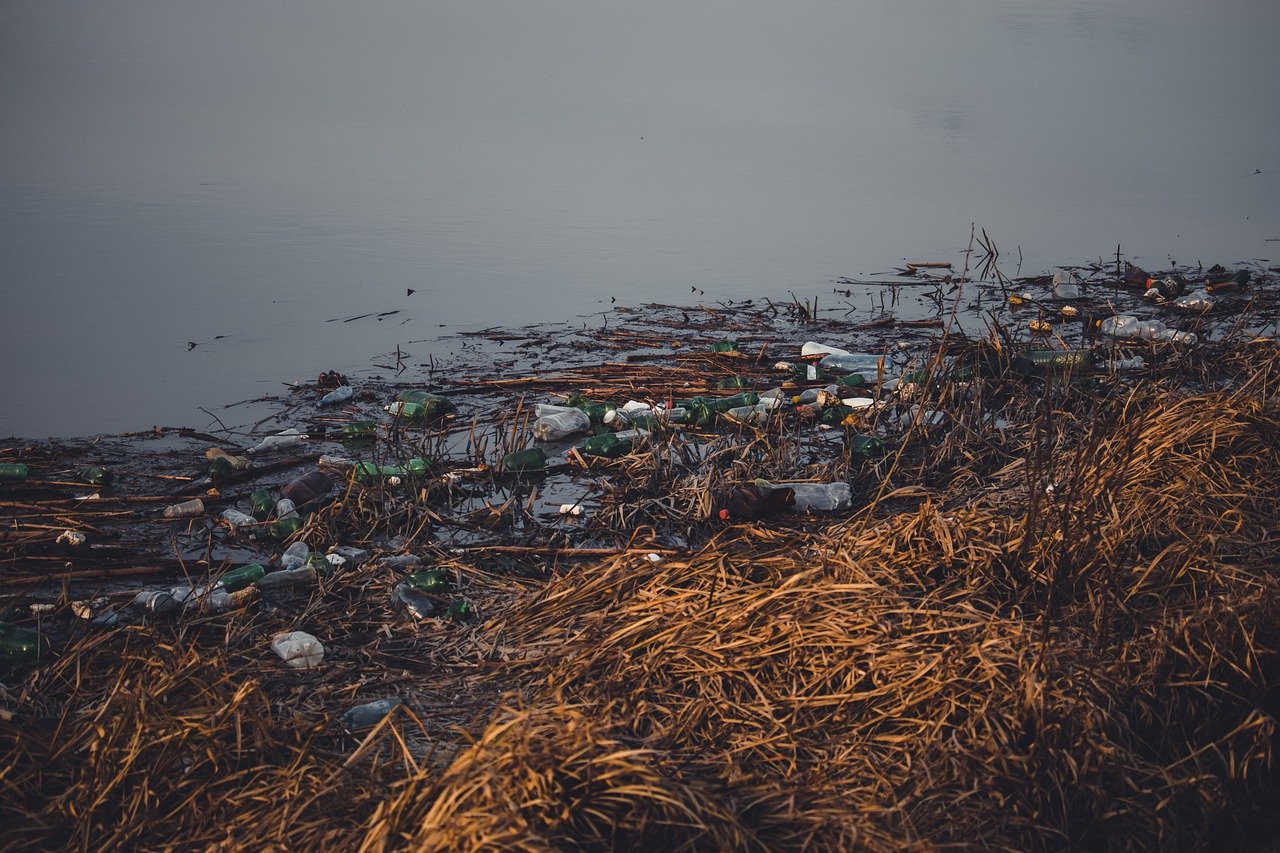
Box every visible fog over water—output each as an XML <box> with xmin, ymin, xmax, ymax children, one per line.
<box><xmin>2</xmin><ymin>0</ymin><xmax>1277</xmax><ymax>437</ymax></box>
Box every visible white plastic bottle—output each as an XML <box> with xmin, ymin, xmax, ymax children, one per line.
<box><xmin>248</xmin><ymin>429</ymin><xmax>305</xmax><ymax>455</ymax></box>
<box><xmin>533</xmin><ymin>408</ymin><xmax>591</xmax><ymax>441</ymax></box>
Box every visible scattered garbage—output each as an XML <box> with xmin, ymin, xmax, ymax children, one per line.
<box><xmin>318</xmin><ymin>385</ymin><xmax>354</xmax><ymax>407</ymax></box>
<box><xmin>533</xmin><ymin>408</ymin><xmax>591</xmax><ymax>441</ymax></box>
<box><xmin>162</xmin><ymin>498</ymin><xmax>205</xmax><ymax>519</ymax></box>
<box><xmin>342</xmin><ymin>697</ymin><xmax>403</xmax><ymax>730</ymax></box>
<box><xmin>248</xmin><ymin>429</ymin><xmax>305</xmax><ymax>455</ymax></box>
<box><xmin>271</xmin><ymin>631</ymin><xmax>325</xmax><ymax>669</ymax></box>
<box><xmin>56</xmin><ymin>529</ymin><xmax>86</xmax><ymax>546</ymax></box>
<box><xmin>1051</xmin><ymin>271</ymin><xmax>1084</xmax><ymax>300</ymax></box>
<box><xmin>1100</xmin><ymin>315</ymin><xmax>1197</xmax><ymax>345</ymax></box>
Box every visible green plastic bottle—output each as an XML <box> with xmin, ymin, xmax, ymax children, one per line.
<box><xmin>501</xmin><ymin>448</ymin><xmax>547</xmax><ymax>472</ymax></box>
<box><xmin>835</xmin><ymin>373</ymin><xmax>866</xmax><ymax>388</ymax></box>
<box><xmin>575</xmin><ymin>433</ymin><xmax>633</xmax><ymax>459</ymax></box>
<box><xmin>710</xmin><ymin>340</ymin><xmax>739</xmax><ymax>353</ymax></box>
<box><xmin>565</xmin><ymin>394</ymin><xmax>616</xmax><ymax>425</ymax></box>
<box><xmin>81</xmin><ymin>466</ymin><xmax>112</xmax><ymax>487</ymax></box>
<box><xmin>0</xmin><ymin>622</ymin><xmax>45</xmax><ymax>667</ymax></box>
<box><xmin>1022</xmin><ymin>349</ymin><xmax>1095</xmax><ymax>373</ymax></box>
<box><xmin>445</xmin><ymin>600</ymin><xmax>472</xmax><ymax>621</ymax></box>
<box><xmin>250</xmin><ymin>490</ymin><xmax>275</xmax><ymax>521</ymax></box>
<box><xmin>406</xmin><ymin>569</ymin><xmax>451</xmax><ymax>593</ymax></box>
<box><xmin>218</xmin><ymin>562</ymin><xmax>266</xmax><ymax>592</ymax></box>
<box><xmin>394</xmin><ymin>391</ymin><xmax>454</xmax><ymax>416</ymax></box>
<box><xmin>710</xmin><ymin>392</ymin><xmax>759</xmax><ymax>412</ymax></box>
<box><xmin>0</xmin><ymin>464</ymin><xmax>29</xmax><ymax>481</ymax></box>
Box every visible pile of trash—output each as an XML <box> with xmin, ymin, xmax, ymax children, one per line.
<box><xmin>2</xmin><ymin>257</ymin><xmax>1279</xmax><ymax>849</ymax></box>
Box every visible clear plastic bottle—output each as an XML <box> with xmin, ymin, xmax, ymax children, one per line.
<box><xmin>257</xmin><ymin>565</ymin><xmax>317</xmax><ymax>589</ymax></box>
<box><xmin>318</xmin><ymin>385</ymin><xmax>354</xmax><ymax>407</ymax></box>
<box><xmin>759</xmin><ymin>480</ymin><xmax>852</xmax><ymax>512</ymax></box>
<box><xmin>281</xmin><ymin>541</ymin><xmax>310</xmax><ymax>570</ymax></box>
<box><xmin>533</xmin><ymin>408</ymin><xmax>591</xmax><ymax>441</ymax></box>
<box><xmin>248</xmin><ymin>429</ymin><xmax>305</xmax><ymax>455</ymax></box>
<box><xmin>274</xmin><ymin>498</ymin><xmax>299</xmax><ymax>521</ymax></box>
<box><xmin>220</xmin><ymin>508</ymin><xmax>258</xmax><ymax>529</ymax></box>
<box><xmin>819</xmin><ymin>353</ymin><xmax>881</xmax><ymax>377</ymax></box>
<box><xmin>1051</xmin><ymin>271</ymin><xmax>1083</xmax><ymax>300</ymax></box>
<box><xmin>162</xmin><ymin>498</ymin><xmax>205</xmax><ymax>519</ymax></box>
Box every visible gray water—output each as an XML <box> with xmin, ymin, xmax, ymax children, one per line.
<box><xmin>2</xmin><ymin>0</ymin><xmax>1277</xmax><ymax>438</ymax></box>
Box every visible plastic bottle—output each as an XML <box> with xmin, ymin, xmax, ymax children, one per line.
<box><xmin>501</xmin><ymin>448</ymin><xmax>547</xmax><ymax>472</ymax></box>
<box><xmin>391</xmin><ymin>583</ymin><xmax>436</xmax><ymax>620</ymax></box>
<box><xmin>1051</xmin><ymin>271</ymin><xmax>1084</xmax><ymax>300</ymax></box>
<box><xmin>801</xmin><ymin>341</ymin><xmax>852</xmax><ymax>358</ymax></box>
<box><xmin>221</xmin><ymin>508</ymin><xmax>258</xmax><ymax>529</ymax></box>
<box><xmin>271</xmin><ymin>631</ymin><xmax>325</xmax><ymax>669</ymax></box>
<box><xmin>128</xmin><ymin>589</ymin><xmax>176</xmax><ymax>614</ymax></box>
<box><xmin>318</xmin><ymin>385</ymin><xmax>354</xmax><ymax>407</ymax></box>
<box><xmin>394</xmin><ymin>390</ymin><xmax>454</xmax><ymax>415</ymax></box>
<box><xmin>281</xmin><ymin>471</ymin><xmax>333</xmax><ymax>507</ymax></box>
<box><xmin>318</xmin><ymin>454</ymin><xmax>357</xmax><ymax>472</ymax></box>
<box><xmin>1123</xmin><ymin>261</ymin><xmax>1153</xmax><ymax>287</ymax></box>
<box><xmin>274</xmin><ymin>498</ymin><xmax>299</xmax><ymax>521</ymax></box>
<box><xmin>162</xmin><ymin>498</ymin><xmax>205</xmax><ymax>519</ymax></box>
<box><xmin>819</xmin><ymin>353</ymin><xmax>881</xmax><ymax>377</ymax></box>
<box><xmin>248</xmin><ymin>429</ymin><xmax>305</xmax><ymax>455</ymax></box>
<box><xmin>385</xmin><ymin>401</ymin><xmax>425</xmax><ymax>419</ymax></box>
<box><xmin>1171</xmin><ymin>291</ymin><xmax>1214</xmax><ymax>312</ymax></box>
<box><xmin>445</xmin><ymin>600</ymin><xmax>473</xmax><ymax>621</ymax></box>
<box><xmin>281</xmin><ymin>541</ymin><xmax>311</xmax><ymax>570</ymax></box>
<box><xmin>405</xmin><ymin>570</ymin><xmax>451</xmax><ymax>593</ymax></box>
<box><xmin>218</xmin><ymin>563</ymin><xmax>266</xmax><ymax>593</ymax></box>
<box><xmin>725</xmin><ymin>403</ymin><xmax>776</xmax><ymax>426</ymax></box>
<box><xmin>257</xmin><ymin>565</ymin><xmax>318</xmax><ymax>589</ymax></box>
<box><xmin>1100</xmin><ymin>315</ymin><xmax>1197</xmax><ymax>345</ymax></box>
<box><xmin>760</xmin><ymin>480</ymin><xmax>852</xmax><ymax>512</ymax></box>
<box><xmin>533</xmin><ymin>408</ymin><xmax>591</xmax><ymax>441</ymax></box>
<box><xmin>342</xmin><ymin>698</ymin><xmax>404</xmax><ymax>730</ymax></box>
<box><xmin>0</xmin><ymin>463</ymin><xmax>29</xmax><ymax>481</ymax></box>
<box><xmin>716</xmin><ymin>376</ymin><xmax>748</xmax><ymax>390</ymax></box>
<box><xmin>206</xmin><ymin>448</ymin><xmax>250</xmax><ymax>470</ymax></box>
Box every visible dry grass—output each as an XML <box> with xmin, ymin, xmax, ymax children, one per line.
<box><xmin>3</xmin><ymin>338</ymin><xmax>1279</xmax><ymax>851</ymax></box>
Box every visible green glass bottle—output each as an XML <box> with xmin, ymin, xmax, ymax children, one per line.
<box><xmin>1024</xmin><ymin>349</ymin><xmax>1095</xmax><ymax>372</ymax></box>
<box><xmin>445</xmin><ymin>600</ymin><xmax>472</xmax><ymax>621</ymax></box>
<box><xmin>710</xmin><ymin>340</ymin><xmax>739</xmax><ymax>353</ymax></box>
<box><xmin>575</xmin><ymin>433</ymin><xmax>633</xmax><ymax>459</ymax></box>
<box><xmin>406</xmin><ymin>569</ymin><xmax>451</xmax><ymax>593</ymax></box>
<box><xmin>81</xmin><ymin>466</ymin><xmax>113</xmax><ymax>487</ymax></box>
<box><xmin>386</xmin><ymin>401</ymin><xmax>426</xmax><ymax>420</ymax></box>
<box><xmin>820</xmin><ymin>405</ymin><xmax>855</xmax><ymax>426</ymax></box>
<box><xmin>250</xmin><ymin>490</ymin><xmax>275</xmax><ymax>521</ymax></box>
<box><xmin>268</xmin><ymin>516</ymin><xmax>304</xmax><ymax>540</ymax></box>
<box><xmin>208</xmin><ymin>456</ymin><xmax>237</xmax><ymax>484</ymax></box>
<box><xmin>501</xmin><ymin>448</ymin><xmax>547</xmax><ymax>472</ymax></box>
<box><xmin>835</xmin><ymin>373</ymin><xmax>866</xmax><ymax>388</ymax></box>
<box><xmin>218</xmin><ymin>562</ymin><xmax>266</xmax><ymax>592</ymax></box>
<box><xmin>848</xmin><ymin>434</ymin><xmax>884</xmax><ymax>459</ymax></box>
<box><xmin>709</xmin><ymin>392</ymin><xmax>759</xmax><ymax>413</ymax></box>
<box><xmin>403</xmin><ymin>458</ymin><xmax>431</xmax><ymax>476</ymax></box>
<box><xmin>394</xmin><ymin>391</ymin><xmax>454</xmax><ymax>416</ymax></box>
<box><xmin>0</xmin><ymin>622</ymin><xmax>44</xmax><ymax>667</ymax></box>
<box><xmin>716</xmin><ymin>376</ymin><xmax>748</xmax><ymax>390</ymax></box>
<box><xmin>0</xmin><ymin>464</ymin><xmax>29</xmax><ymax>481</ymax></box>
<box><xmin>341</xmin><ymin>420</ymin><xmax>377</xmax><ymax>440</ymax></box>
<box><xmin>565</xmin><ymin>394</ymin><xmax>616</xmax><ymax>425</ymax></box>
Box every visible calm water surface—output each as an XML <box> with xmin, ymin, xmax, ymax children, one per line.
<box><xmin>2</xmin><ymin>0</ymin><xmax>1277</xmax><ymax>437</ymax></box>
